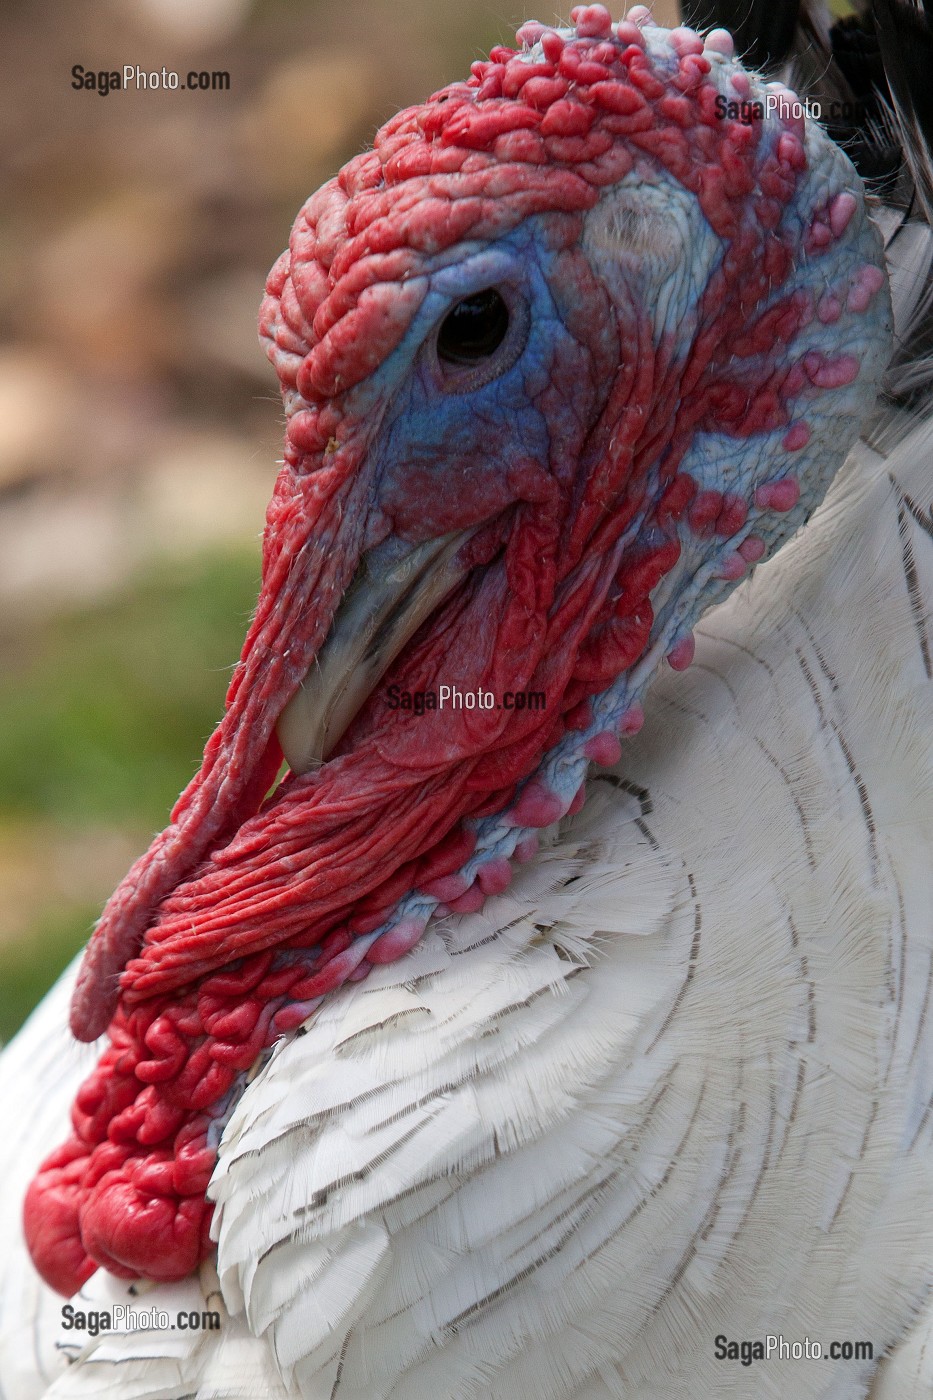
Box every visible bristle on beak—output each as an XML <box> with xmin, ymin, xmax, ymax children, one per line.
<box><xmin>276</xmin><ymin>529</ymin><xmax>474</xmax><ymax>773</ymax></box>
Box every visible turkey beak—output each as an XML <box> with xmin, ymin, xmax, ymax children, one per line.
<box><xmin>275</xmin><ymin>529</ymin><xmax>473</xmax><ymax>775</ymax></box>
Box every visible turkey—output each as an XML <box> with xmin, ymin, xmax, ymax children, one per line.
<box><xmin>2</xmin><ymin>2</ymin><xmax>933</xmax><ymax>1396</ymax></box>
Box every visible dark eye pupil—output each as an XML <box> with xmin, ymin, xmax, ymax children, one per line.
<box><xmin>437</xmin><ymin>289</ymin><xmax>509</xmax><ymax>365</ymax></box>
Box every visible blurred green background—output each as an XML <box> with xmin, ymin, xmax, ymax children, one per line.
<box><xmin>0</xmin><ymin>0</ymin><xmax>678</xmax><ymax>1039</ymax></box>
<box><xmin>0</xmin><ymin>552</ymin><xmax>260</xmax><ymax>1038</ymax></box>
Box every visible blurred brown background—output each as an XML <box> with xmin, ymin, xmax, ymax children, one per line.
<box><xmin>0</xmin><ymin>0</ymin><xmax>678</xmax><ymax>1036</ymax></box>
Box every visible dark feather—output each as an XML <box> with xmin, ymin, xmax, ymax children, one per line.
<box><xmin>872</xmin><ymin>0</ymin><xmax>933</xmax><ymax>220</ymax></box>
<box><xmin>680</xmin><ymin>0</ymin><xmax>802</xmax><ymax>70</ymax></box>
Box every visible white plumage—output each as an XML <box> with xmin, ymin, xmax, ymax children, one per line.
<box><xmin>2</xmin><ymin>401</ymin><xmax>933</xmax><ymax>1396</ymax></box>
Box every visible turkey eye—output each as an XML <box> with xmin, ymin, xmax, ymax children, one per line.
<box><xmin>437</xmin><ymin>289</ymin><xmax>510</xmax><ymax>365</ymax></box>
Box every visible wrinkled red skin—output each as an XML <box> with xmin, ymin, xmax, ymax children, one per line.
<box><xmin>24</xmin><ymin>9</ymin><xmax>867</xmax><ymax>1294</ymax></box>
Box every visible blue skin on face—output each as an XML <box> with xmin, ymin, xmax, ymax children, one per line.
<box><xmin>365</xmin><ymin>220</ymin><xmax>610</xmax><ymax>543</ymax></box>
